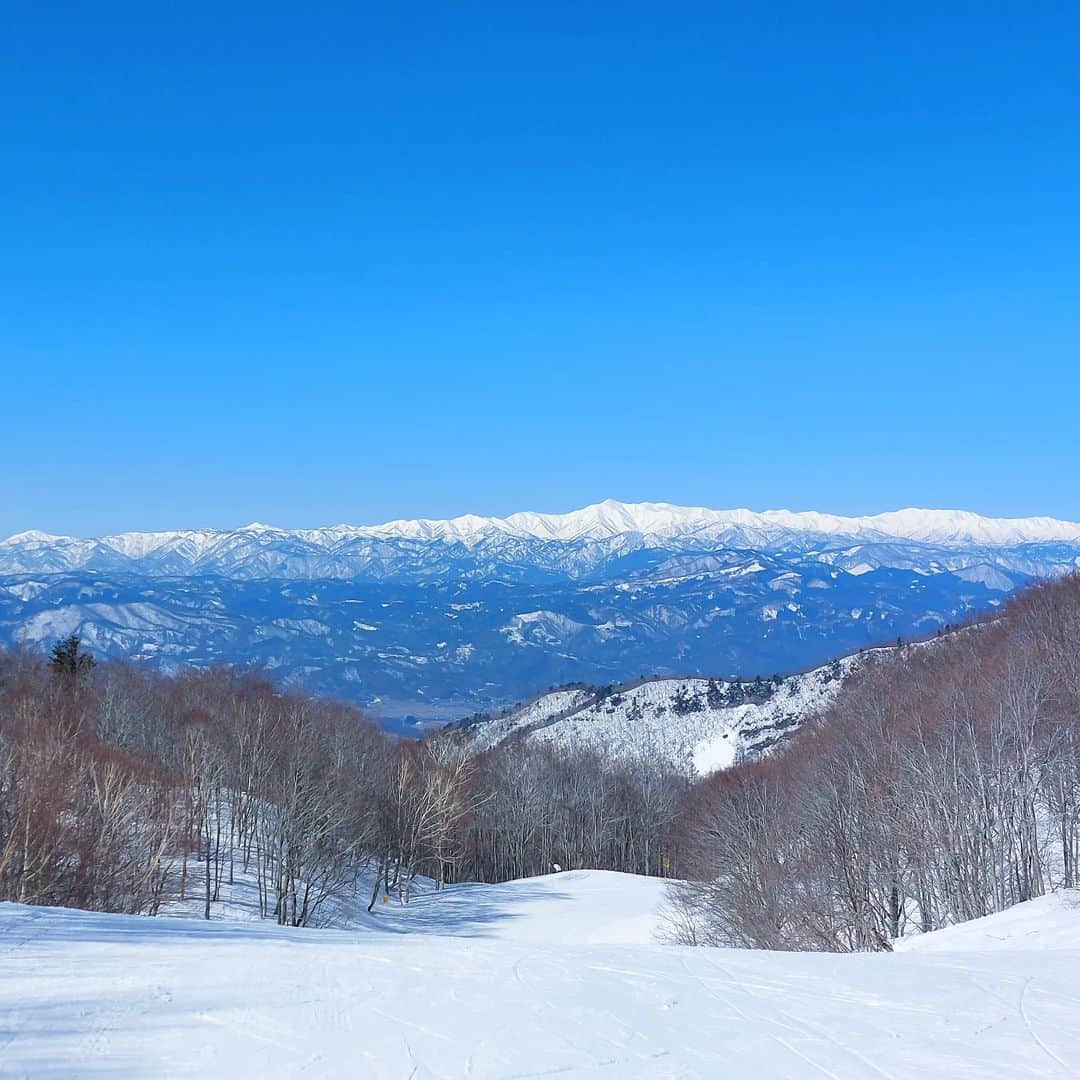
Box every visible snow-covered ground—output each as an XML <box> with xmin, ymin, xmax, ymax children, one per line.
<box><xmin>464</xmin><ymin>659</ymin><xmax>855</xmax><ymax>776</ymax></box>
<box><xmin>3</xmin><ymin>874</ymin><xmax>1080</xmax><ymax>1077</ymax></box>
<box><xmin>894</xmin><ymin>890</ymin><xmax>1080</xmax><ymax>954</ymax></box>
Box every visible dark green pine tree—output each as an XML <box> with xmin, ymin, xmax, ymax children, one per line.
<box><xmin>50</xmin><ymin>633</ymin><xmax>96</xmax><ymax>681</ymax></box>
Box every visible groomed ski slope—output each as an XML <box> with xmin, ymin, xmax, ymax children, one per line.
<box><xmin>3</xmin><ymin>871</ymin><xmax>1080</xmax><ymax>1078</ymax></box>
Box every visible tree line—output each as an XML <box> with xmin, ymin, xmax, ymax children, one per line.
<box><xmin>670</xmin><ymin>575</ymin><xmax>1080</xmax><ymax>951</ymax></box>
<box><xmin>0</xmin><ymin>638</ymin><xmax>685</xmax><ymax>923</ymax></box>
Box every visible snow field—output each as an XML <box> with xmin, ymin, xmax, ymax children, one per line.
<box><xmin>2</xmin><ymin>876</ymin><xmax>1080</xmax><ymax>1077</ymax></box>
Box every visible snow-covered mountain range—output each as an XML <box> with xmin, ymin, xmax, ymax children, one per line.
<box><xmin>2</xmin><ymin>500</ymin><xmax>1077</xmax><ymax>726</ymax></box>
<box><xmin>4</xmin><ymin>500</ymin><xmax>1080</xmax><ymax>577</ymax></box>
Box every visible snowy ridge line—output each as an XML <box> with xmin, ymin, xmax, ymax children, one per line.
<box><xmin>466</xmin><ymin>685</ymin><xmax>604</xmax><ymax>745</ymax></box>
<box><xmin>6</xmin><ymin>498</ymin><xmax>1080</xmax><ymax>552</ymax></box>
<box><xmin>458</xmin><ymin>628</ymin><xmax>969</xmax><ymax>774</ymax></box>
<box><xmin>458</xmin><ymin>634</ymin><xmax>921</xmax><ymax>743</ymax></box>
<box><xmin>459</xmin><ymin>654</ymin><xmax>861</xmax><ymax>773</ymax></box>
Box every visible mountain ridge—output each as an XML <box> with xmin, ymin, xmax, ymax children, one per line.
<box><xmin>455</xmin><ymin>650</ymin><xmax>868</xmax><ymax>775</ymax></box>
<box><xmin>7</xmin><ymin>498</ymin><xmax>1080</xmax><ymax>558</ymax></box>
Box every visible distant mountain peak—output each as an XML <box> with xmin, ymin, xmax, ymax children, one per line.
<box><xmin>0</xmin><ymin>530</ymin><xmax>65</xmax><ymax>546</ymax></box>
<box><xmin>354</xmin><ymin>499</ymin><xmax>1080</xmax><ymax>546</ymax></box>
<box><xmin>5</xmin><ymin>500</ymin><xmax>1080</xmax><ymax>552</ymax></box>
<box><xmin>365</xmin><ymin>500</ymin><xmax>1080</xmax><ymax>546</ymax></box>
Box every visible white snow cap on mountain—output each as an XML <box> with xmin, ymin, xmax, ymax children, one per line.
<box><xmin>260</xmin><ymin>499</ymin><xmax>1080</xmax><ymax>546</ymax></box>
<box><xmin>0</xmin><ymin>530</ymin><xmax>67</xmax><ymax>546</ymax></box>
<box><xmin>6</xmin><ymin>499</ymin><xmax>1080</xmax><ymax>549</ymax></box>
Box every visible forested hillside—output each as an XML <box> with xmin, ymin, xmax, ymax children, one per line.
<box><xmin>672</xmin><ymin>576</ymin><xmax>1080</xmax><ymax>951</ymax></box>
<box><xmin>0</xmin><ymin>641</ymin><xmax>687</xmax><ymax>919</ymax></box>
<box><xmin>460</xmin><ymin>656</ymin><xmax>858</xmax><ymax>774</ymax></box>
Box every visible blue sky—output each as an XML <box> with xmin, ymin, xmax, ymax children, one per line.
<box><xmin>3</xmin><ymin>4</ymin><xmax>1079</xmax><ymax>536</ymax></box>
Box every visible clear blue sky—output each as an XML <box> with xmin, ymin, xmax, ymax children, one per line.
<box><xmin>3</xmin><ymin>3</ymin><xmax>1079</xmax><ymax>536</ymax></box>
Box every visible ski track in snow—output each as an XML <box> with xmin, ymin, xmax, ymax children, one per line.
<box><xmin>3</xmin><ymin>873</ymin><xmax>1080</xmax><ymax>1077</ymax></box>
